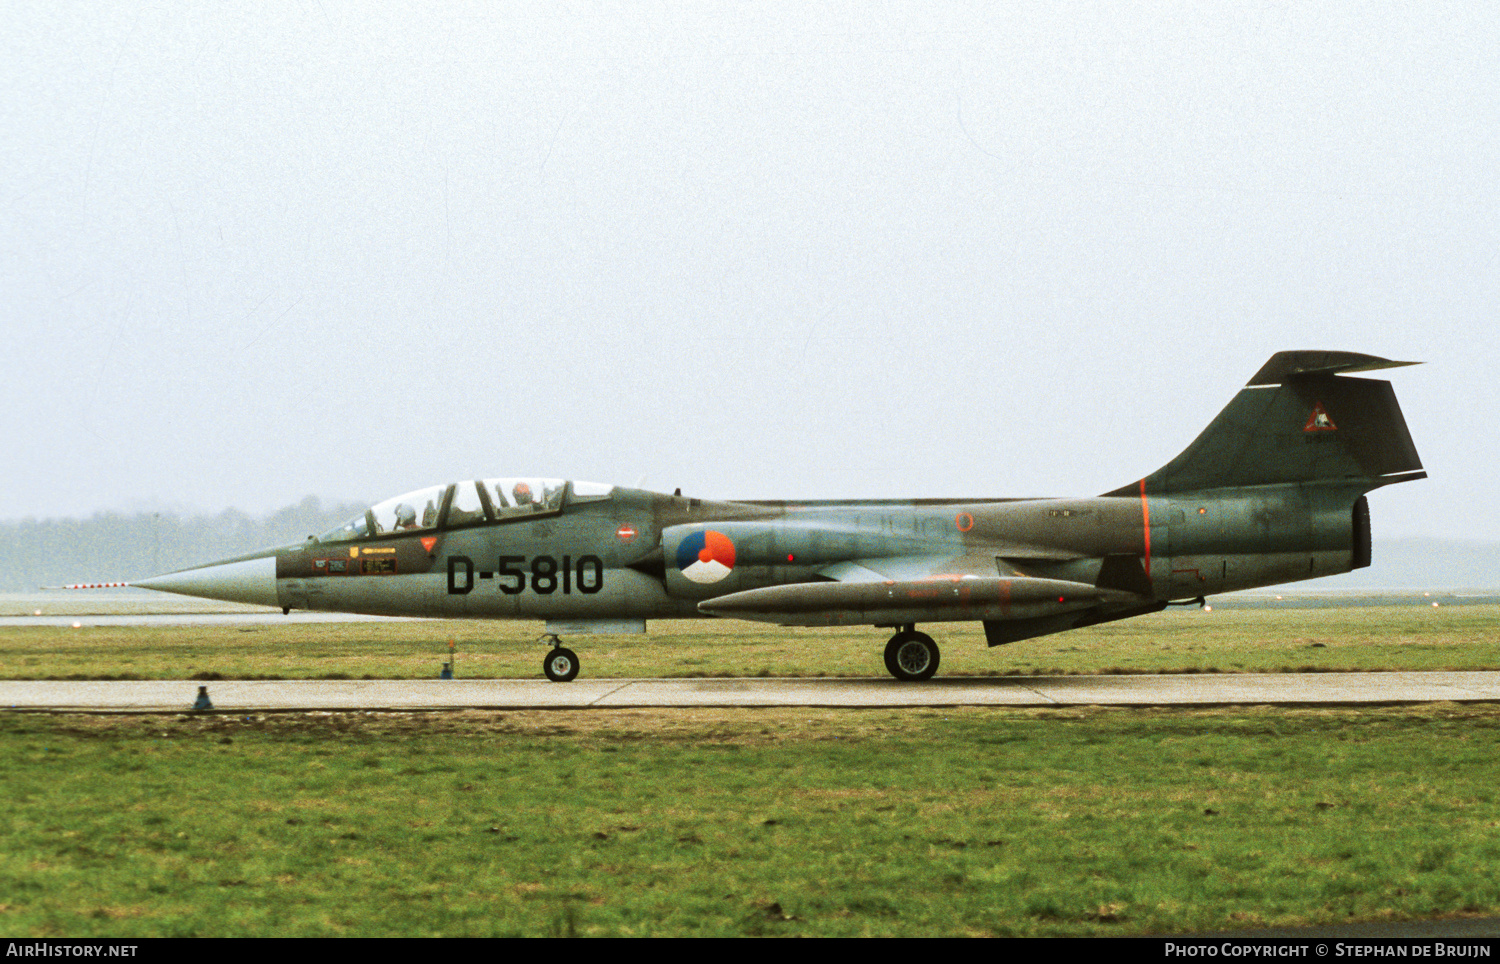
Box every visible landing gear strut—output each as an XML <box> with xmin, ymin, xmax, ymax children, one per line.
<box><xmin>884</xmin><ymin>627</ymin><xmax>940</xmax><ymax>681</ymax></box>
<box><xmin>540</xmin><ymin>634</ymin><xmax>580</xmax><ymax>683</ymax></box>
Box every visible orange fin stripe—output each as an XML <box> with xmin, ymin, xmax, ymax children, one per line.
<box><xmin>1139</xmin><ymin>478</ymin><xmax>1152</xmax><ymax>578</ymax></box>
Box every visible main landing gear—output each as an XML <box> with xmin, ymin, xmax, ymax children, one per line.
<box><xmin>540</xmin><ymin>634</ymin><xmax>580</xmax><ymax>682</ymax></box>
<box><xmin>884</xmin><ymin>627</ymin><xmax>940</xmax><ymax>681</ymax></box>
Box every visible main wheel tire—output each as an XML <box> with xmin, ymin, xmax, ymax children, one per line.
<box><xmin>543</xmin><ymin>647</ymin><xmax>580</xmax><ymax>682</ymax></box>
<box><xmin>883</xmin><ymin>631</ymin><xmax>939</xmax><ymax>681</ymax></box>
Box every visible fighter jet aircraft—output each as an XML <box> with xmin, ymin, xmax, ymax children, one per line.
<box><xmin>134</xmin><ymin>350</ymin><xmax>1425</xmax><ymax>682</ymax></box>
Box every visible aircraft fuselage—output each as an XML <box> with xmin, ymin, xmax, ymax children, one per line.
<box><xmin>210</xmin><ymin>480</ymin><xmax>1368</xmax><ymax>627</ymax></box>
<box><xmin>132</xmin><ymin>350</ymin><xmax>1425</xmax><ymax>681</ymax></box>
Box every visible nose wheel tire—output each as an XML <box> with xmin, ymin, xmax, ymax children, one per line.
<box><xmin>543</xmin><ymin>647</ymin><xmax>580</xmax><ymax>682</ymax></box>
<box><xmin>884</xmin><ymin>630</ymin><xmax>939</xmax><ymax>681</ymax></box>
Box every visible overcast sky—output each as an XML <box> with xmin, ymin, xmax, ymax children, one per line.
<box><xmin>3</xmin><ymin>3</ymin><xmax>1495</xmax><ymax>540</ymax></box>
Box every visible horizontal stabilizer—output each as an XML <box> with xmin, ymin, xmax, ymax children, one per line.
<box><xmin>1248</xmin><ymin>351</ymin><xmax>1419</xmax><ymax>386</ymax></box>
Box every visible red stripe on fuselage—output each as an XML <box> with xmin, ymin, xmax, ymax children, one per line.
<box><xmin>1139</xmin><ymin>478</ymin><xmax>1152</xmax><ymax>578</ymax></box>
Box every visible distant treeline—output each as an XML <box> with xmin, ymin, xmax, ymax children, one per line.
<box><xmin>0</xmin><ymin>497</ymin><xmax>365</xmax><ymax>591</ymax></box>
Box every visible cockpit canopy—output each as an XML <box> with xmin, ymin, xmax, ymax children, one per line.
<box><xmin>317</xmin><ymin>478</ymin><xmax>613</xmax><ymax>542</ymax></box>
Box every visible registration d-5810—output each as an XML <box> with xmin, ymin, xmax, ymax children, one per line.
<box><xmin>446</xmin><ymin>555</ymin><xmax>604</xmax><ymax>595</ymax></box>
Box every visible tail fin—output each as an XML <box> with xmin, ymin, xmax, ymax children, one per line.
<box><xmin>1106</xmin><ymin>351</ymin><xmax>1426</xmax><ymax>496</ymax></box>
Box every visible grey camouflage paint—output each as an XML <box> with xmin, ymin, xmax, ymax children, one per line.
<box><xmin>136</xmin><ymin>351</ymin><xmax>1424</xmax><ymax>679</ymax></box>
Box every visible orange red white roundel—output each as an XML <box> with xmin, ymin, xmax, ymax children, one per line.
<box><xmin>616</xmin><ymin>524</ymin><xmax>638</xmax><ymax>542</ymax></box>
<box><xmin>677</xmin><ymin>530</ymin><xmax>737</xmax><ymax>584</ymax></box>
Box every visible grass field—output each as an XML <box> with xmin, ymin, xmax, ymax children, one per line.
<box><xmin>5</xmin><ymin>704</ymin><xmax>1500</xmax><ymax>937</ymax></box>
<box><xmin>0</xmin><ymin>606</ymin><xmax>1496</xmax><ymax>680</ymax></box>
<box><xmin>4</xmin><ymin>606</ymin><xmax>1499</xmax><ymax>937</ymax></box>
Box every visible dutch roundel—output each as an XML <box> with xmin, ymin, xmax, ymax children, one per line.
<box><xmin>677</xmin><ymin>530</ymin><xmax>737</xmax><ymax>584</ymax></box>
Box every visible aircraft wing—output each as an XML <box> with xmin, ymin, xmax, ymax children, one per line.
<box><xmin>813</xmin><ymin>550</ymin><xmax>1020</xmax><ymax>583</ymax></box>
<box><xmin>812</xmin><ymin>545</ymin><xmax>1093</xmax><ymax>583</ymax></box>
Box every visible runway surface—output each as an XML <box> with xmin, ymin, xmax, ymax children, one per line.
<box><xmin>5</xmin><ymin>670</ymin><xmax>1500</xmax><ymax>712</ymax></box>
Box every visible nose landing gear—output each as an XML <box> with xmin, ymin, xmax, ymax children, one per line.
<box><xmin>540</xmin><ymin>634</ymin><xmax>580</xmax><ymax>682</ymax></box>
<box><xmin>883</xmin><ymin>627</ymin><xmax>940</xmax><ymax>681</ymax></box>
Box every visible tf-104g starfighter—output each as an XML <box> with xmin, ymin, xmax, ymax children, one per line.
<box><xmin>135</xmin><ymin>351</ymin><xmax>1425</xmax><ymax>682</ymax></box>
